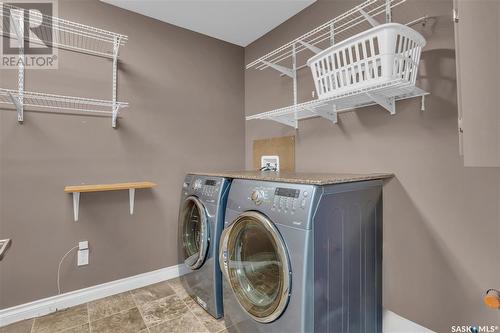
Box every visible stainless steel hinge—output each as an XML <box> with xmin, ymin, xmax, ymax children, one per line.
<box><xmin>453</xmin><ymin>8</ymin><xmax>459</xmax><ymax>23</ymax></box>
<box><xmin>458</xmin><ymin>117</ymin><xmax>464</xmax><ymax>133</ymax></box>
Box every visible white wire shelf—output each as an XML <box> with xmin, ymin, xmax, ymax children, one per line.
<box><xmin>246</xmin><ymin>80</ymin><xmax>429</xmax><ymax>128</ymax></box>
<box><xmin>0</xmin><ymin>88</ymin><xmax>128</xmax><ymax>127</ymax></box>
<box><xmin>0</xmin><ymin>2</ymin><xmax>128</xmax><ymax>58</ymax></box>
<box><xmin>246</xmin><ymin>0</ymin><xmax>406</xmax><ymax>71</ymax></box>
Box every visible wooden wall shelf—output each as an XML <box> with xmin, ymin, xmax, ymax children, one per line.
<box><xmin>64</xmin><ymin>182</ymin><xmax>157</xmax><ymax>221</ymax></box>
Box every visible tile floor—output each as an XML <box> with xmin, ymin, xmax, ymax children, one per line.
<box><xmin>0</xmin><ymin>278</ymin><xmax>229</xmax><ymax>333</ymax></box>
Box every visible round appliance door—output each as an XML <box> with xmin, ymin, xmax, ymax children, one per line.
<box><xmin>180</xmin><ymin>196</ymin><xmax>209</xmax><ymax>270</ymax></box>
<box><xmin>220</xmin><ymin>211</ymin><xmax>291</xmax><ymax>323</ymax></box>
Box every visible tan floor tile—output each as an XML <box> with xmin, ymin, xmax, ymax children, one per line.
<box><xmin>131</xmin><ymin>282</ymin><xmax>176</xmax><ymax>307</ymax></box>
<box><xmin>32</xmin><ymin>304</ymin><xmax>88</xmax><ymax>333</ymax></box>
<box><xmin>60</xmin><ymin>323</ymin><xmax>90</xmax><ymax>333</ymax></box>
<box><xmin>88</xmin><ymin>292</ymin><xmax>135</xmax><ymax>322</ymax></box>
<box><xmin>148</xmin><ymin>312</ymin><xmax>208</xmax><ymax>333</ymax></box>
<box><xmin>167</xmin><ymin>278</ymin><xmax>189</xmax><ymax>300</ymax></box>
<box><xmin>0</xmin><ymin>319</ymin><xmax>33</xmax><ymax>333</ymax></box>
<box><xmin>139</xmin><ymin>294</ymin><xmax>188</xmax><ymax>327</ymax></box>
<box><xmin>183</xmin><ymin>297</ymin><xmax>226</xmax><ymax>333</ymax></box>
<box><xmin>90</xmin><ymin>308</ymin><xmax>145</xmax><ymax>333</ymax></box>
<box><xmin>218</xmin><ymin>326</ymin><xmax>237</xmax><ymax>333</ymax></box>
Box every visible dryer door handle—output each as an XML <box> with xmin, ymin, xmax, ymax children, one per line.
<box><xmin>219</xmin><ymin>226</ymin><xmax>232</xmax><ymax>282</ymax></box>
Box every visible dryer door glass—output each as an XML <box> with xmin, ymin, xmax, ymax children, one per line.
<box><xmin>225</xmin><ymin>212</ymin><xmax>290</xmax><ymax>323</ymax></box>
<box><xmin>180</xmin><ymin>196</ymin><xmax>209</xmax><ymax>270</ymax></box>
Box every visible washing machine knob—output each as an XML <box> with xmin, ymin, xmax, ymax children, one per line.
<box><xmin>193</xmin><ymin>179</ymin><xmax>203</xmax><ymax>190</ymax></box>
<box><xmin>250</xmin><ymin>190</ymin><xmax>264</xmax><ymax>205</ymax></box>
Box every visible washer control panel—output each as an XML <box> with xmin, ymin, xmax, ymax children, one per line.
<box><xmin>184</xmin><ymin>177</ymin><xmax>221</xmax><ymax>202</ymax></box>
<box><xmin>198</xmin><ymin>179</ymin><xmax>218</xmax><ymax>197</ymax></box>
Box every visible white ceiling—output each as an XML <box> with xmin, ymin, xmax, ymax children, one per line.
<box><xmin>101</xmin><ymin>0</ymin><xmax>316</xmax><ymax>47</ymax></box>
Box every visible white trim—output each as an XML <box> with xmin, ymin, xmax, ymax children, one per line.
<box><xmin>0</xmin><ymin>264</ymin><xmax>190</xmax><ymax>327</ymax></box>
<box><xmin>383</xmin><ymin>309</ymin><xmax>436</xmax><ymax>333</ymax></box>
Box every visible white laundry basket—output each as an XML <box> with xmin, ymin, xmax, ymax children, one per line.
<box><xmin>307</xmin><ymin>23</ymin><xmax>426</xmax><ymax>99</ymax></box>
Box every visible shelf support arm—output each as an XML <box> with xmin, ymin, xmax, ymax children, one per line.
<box><xmin>72</xmin><ymin>192</ymin><xmax>80</xmax><ymax>222</ymax></box>
<box><xmin>129</xmin><ymin>188</ymin><xmax>135</xmax><ymax>215</ymax></box>
<box><xmin>367</xmin><ymin>92</ymin><xmax>396</xmax><ymax>115</ymax></box>
<box><xmin>298</xmin><ymin>40</ymin><xmax>323</xmax><ymax>54</ymax></box>
<box><xmin>359</xmin><ymin>9</ymin><xmax>380</xmax><ymax>27</ymax></box>
<box><xmin>112</xmin><ymin>105</ymin><xmax>119</xmax><ymax>128</ymax></box>
<box><xmin>277</xmin><ymin>117</ymin><xmax>298</xmax><ymax>129</ymax></box>
<box><xmin>112</xmin><ymin>36</ymin><xmax>121</xmax><ymax>128</ymax></box>
<box><xmin>268</xmin><ymin>115</ymin><xmax>298</xmax><ymax>129</ymax></box>
<box><xmin>261</xmin><ymin>60</ymin><xmax>295</xmax><ymax>78</ymax></box>
<box><xmin>385</xmin><ymin>0</ymin><xmax>392</xmax><ymax>23</ymax></box>
<box><xmin>329</xmin><ymin>22</ymin><xmax>335</xmax><ymax>46</ymax></box>
<box><xmin>11</xmin><ymin>12</ymin><xmax>24</xmax><ymax>123</ymax></box>
<box><xmin>307</xmin><ymin>105</ymin><xmax>338</xmax><ymax>124</ymax></box>
<box><xmin>7</xmin><ymin>92</ymin><xmax>23</xmax><ymax>121</ymax></box>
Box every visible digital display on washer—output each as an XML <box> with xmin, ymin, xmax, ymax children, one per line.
<box><xmin>205</xmin><ymin>180</ymin><xmax>217</xmax><ymax>186</ymax></box>
<box><xmin>275</xmin><ymin>188</ymin><xmax>300</xmax><ymax>198</ymax></box>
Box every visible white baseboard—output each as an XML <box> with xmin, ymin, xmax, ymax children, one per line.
<box><xmin>383</xmin><ymin>310</ymin><xmax>435</xmax><ymax>333</ymax></box>
<box><xmin>0</xmin><ymin>264</ymin><xmax>190</xmax><ymax>327</ymax></box>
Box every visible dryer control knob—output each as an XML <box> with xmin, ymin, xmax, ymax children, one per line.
<box><xmin>250</xmin><ymin>190</ymin><xmax>264</xmax><ymax>205</ymax></box>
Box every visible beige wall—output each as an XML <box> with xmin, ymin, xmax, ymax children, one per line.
<box><xmin>245</xmin><ymin>0</ymin><xmax>500</xmax><ymax>331</ymax></box>
<box><xmin>0</xmin><ymin>0</ymin><xmax>244</xmax><ymax>308</ymax></box>
<box><xmin>1</xmin><ymin>0</ymin><xmax>499</xmax><ymax>330</ymax></box>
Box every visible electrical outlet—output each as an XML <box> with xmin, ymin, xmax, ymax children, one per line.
<box><xmin>261</xmin><ymin>155</ymin><xmax>280</xmax><ymax>171</ymax></box>
<box><xmin>77</xmin><ymin>241</ymin><xmax>89</xmax><ymax>266</ymax></box>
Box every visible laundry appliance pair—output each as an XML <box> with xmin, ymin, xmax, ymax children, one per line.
<box><xmin>178</xmin><ymin>172</ymin><xmax>386</xmax><ymax>333</ymax></box>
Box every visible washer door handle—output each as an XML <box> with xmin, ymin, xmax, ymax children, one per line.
<box><xmin>219</xmin><ymin>226</ymin><xmax>231</xmax><ymax>282</ymax></box>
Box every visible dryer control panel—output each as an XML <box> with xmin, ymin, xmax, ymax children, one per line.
<box><xmin>234</xmin><ymin>180</ymin><xmax>316</xmax><ymax>229</ymax></box>
<box><xmin>247</xmin><ymin>185</ymin><xmax>313</xmax><ymax>214</ymax></box>
<box><xmin>272</xmin><ymin>187</ymin><xmax>311</xmax><ymax>212</ymax></box>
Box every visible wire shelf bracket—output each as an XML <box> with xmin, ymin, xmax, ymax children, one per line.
<box><xmin>366</xmin><ymin>92</ymin><xmax>396</xmax><ymax>115</ymax></box>
<box><xmin>0</xmin><ymin>2</ymin><xmax>129</xmax><ymax>127</ymax></box>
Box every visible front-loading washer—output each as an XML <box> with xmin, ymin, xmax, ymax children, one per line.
<box><xmin>178</xmin><ymin>174</ymin><xmax>231</xmax><ymax>319</ymax></box>
<box><xmin>219</xmin><ymin>178</ymin><xmax>384</xmax><ymax>332</ymax></box>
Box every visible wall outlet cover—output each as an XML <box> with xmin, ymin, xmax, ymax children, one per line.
<box><xmin>261</xmin><ymin>155</ymin><xmax>280</xmax><ymax>171</ymax></box>
<box><xmin>79</xmin><ymin>241</ymin><xmax>88</xmax><ymax>250</ymax></box>
<box><xmin>78</xmin><ymin>248</ymin><xmax>89</xmax><ymax>266</ymax></box>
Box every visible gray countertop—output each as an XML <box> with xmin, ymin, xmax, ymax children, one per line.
<box><xmin>190</xmin><ymin>171</ymin><xmax>394</xmax><ymax>185</ymax></box>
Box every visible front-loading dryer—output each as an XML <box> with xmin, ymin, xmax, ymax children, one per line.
<box><xmin>178</xmin><ymin>174</ymin><xmax>231</xmax><ymax>319</ymax></box>
<box><xmin>219</xmin><ymin>178</ymin><xmax>384</xmax><ymax>333</ymax></box>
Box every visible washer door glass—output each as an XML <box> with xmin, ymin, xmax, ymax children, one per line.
<box><xmin>225</xmin><ymin>212</ymin><xmax>290</xmax><ymax>323</ymax></box>
<box><xmin>181</xmin><ymin>196</ymin><xmax>209</xmax><ymax>270</ymax></box>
